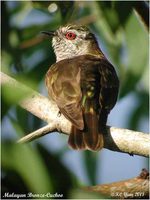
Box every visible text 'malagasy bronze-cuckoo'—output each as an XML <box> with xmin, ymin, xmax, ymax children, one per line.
<box><xmin>42</xmin><ymin>24</ymin><xmax>119</xmax><ymax>151</ymax></box>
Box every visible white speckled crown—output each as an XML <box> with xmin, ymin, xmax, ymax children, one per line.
<box><xmin>52</xmin><ymin>24</ymin><xmax>102</xmax><ymax>62</ymax></box>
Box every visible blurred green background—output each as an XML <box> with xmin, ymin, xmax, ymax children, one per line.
<box><xmin>1</xmin><ymin>1</ymin><xmax>149</xmax><ymax>199</ymax></box>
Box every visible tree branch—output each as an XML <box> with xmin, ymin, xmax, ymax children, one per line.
<box><xmin>84</xmin><ymin>168</ymin><xmax>149</xmax><ymax>199</ymax></box>
<box><xmin>17</xmin><ymin>124</ymin><xmax>58</xmax><ymax>143</ymax></box>
<box><xmin>1</xmin><ymin>72</ymin><xmax>150</xmax><ymax>157</ymax></box>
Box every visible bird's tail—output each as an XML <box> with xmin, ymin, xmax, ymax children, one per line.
<box><xmin>68</xmin><ymin>111</ymin><xmax>105</xmax><ymax>151</ymax></box>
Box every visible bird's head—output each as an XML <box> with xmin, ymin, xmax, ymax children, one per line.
<box><xmin>42</xmin><ymin>24</ymin><xmax>102</xmax><ymax>62</ymax></box>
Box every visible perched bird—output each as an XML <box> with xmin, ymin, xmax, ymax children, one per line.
<box><xmin>42</xmin><ymin>24</ymin><xmax>119</xmax><ymax>151</ymax></box>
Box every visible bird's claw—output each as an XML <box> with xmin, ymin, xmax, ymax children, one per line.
<box><xmin>57</xmin><ymin>111</ymin><xmax>61</xmax><ymax>117</ymax></box>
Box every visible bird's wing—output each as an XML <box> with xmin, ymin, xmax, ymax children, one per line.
<box><xmin>99</xmin><ymin>58</ymin><xmax>119</xmax><ymax>112</ymax></box>
<box><xmin>45</xmin><ymin>59</ymin><xmax>84</xmax><ymax>130</ymax></box>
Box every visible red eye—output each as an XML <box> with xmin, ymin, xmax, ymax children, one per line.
<box><xmin>65</xmin><ymin>32</ymin><xmax>76</xmax><ymax>40</ymax></box>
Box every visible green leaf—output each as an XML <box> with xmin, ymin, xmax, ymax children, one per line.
<box><xmin>2</xmin><ymin>83</ymin><xmax>31</xmax><ymax>106</ymax></box>
<box><xmin>120</xmin><ymin>12</ymin><xmax>148</xmax><ymax>97</ymax></box>
<box><xmin>2</xmin><ymin>142</ymin><xmax>53</xmax><ymax>193</ymax></box>
<box><xmin>83</xmin><ymin>151</ymin><xmax>98</xmax><ymax>185</ymax></box>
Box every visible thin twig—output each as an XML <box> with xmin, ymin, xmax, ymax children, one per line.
<box><xmin>1</xmin><ymin>72</ymin><xmax>150</xmax><ymax>157</ymax></box>
<box><xmin>17</xmin><ymin>124</ymin><xmax>57</xmax><ymax>143</ymax></box>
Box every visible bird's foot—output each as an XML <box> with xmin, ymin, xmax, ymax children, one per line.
<box><xmin>57</xmin><ymin>110</ymin><xmax>61</xmax><ymax>117</ymax></box>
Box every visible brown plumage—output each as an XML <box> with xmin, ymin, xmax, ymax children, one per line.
<box><xmin>43</xmin><ymin>24</ymin><xmax>119</xmax><ymax>151</ymax></box>
<box><xmin>45</xmin><ymin>55</ymin><xmax>119</xmax><ymax>151</ymax></box>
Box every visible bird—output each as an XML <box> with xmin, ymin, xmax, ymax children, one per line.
<box><xmin>42</xmin><ymin>24</ymin><xmax>119</xmax><ymax>151</ymax></box>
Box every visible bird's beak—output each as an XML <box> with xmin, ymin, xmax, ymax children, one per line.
<box><xmin>40</xmin><ymin>31</ymin><xmax>56</xmax><ymax>37</ymax></box>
